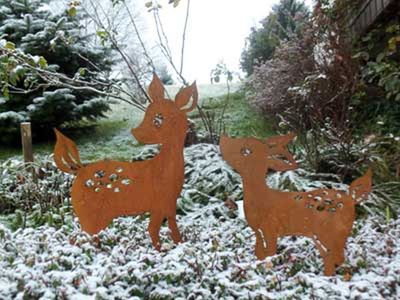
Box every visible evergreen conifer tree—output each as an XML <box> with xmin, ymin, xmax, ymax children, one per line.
<box><xmin>0</xmin><ymin>0</ymin><xmax>112</xmax><ymax>144</ymax></box>
<box><xmin>240</xmin><ymin>0</ymin><xmax>309</xmax><ymax>75</ymax></box>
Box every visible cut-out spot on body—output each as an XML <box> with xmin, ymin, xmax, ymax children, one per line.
<box><xmin>109</xmin><ymin>174</ymin><xmax>118</xmax><ymax>182</ymax></box>
<box><xmin>106</xmin><ymin>184</ymin><xmax>112</xmax><ymax>189</ymax></box>
<box><xmin>336</xmin><ymin>193</ymin><xmax>342</xmax><ymax>199</ymax></box>
<box><xmin>294</xmin><ymin>195</ymin><xmax>302</xmax><ymax>201</ymax></box>
<box><xmin>95</xmin><ymin>170</ymin><xmax>105</xmax><ymax>178</ymax></box>
<box><xmin>240</xmin><ymin>147</ymin><xmax>252</xmax><ymax>157</ymax></box>
<box><xmin>121</xmin><ymin>179</ymin><xmax>131</xmax><ymax>185</ymax></box>
<box><xmin>306</xmin><ymin>203</ymin><xmax>314</xmax><ymax>209</ymax></box>
<box><xmin>314</xmin><ymin>196</ymin><xmax>322</xmax><ymax>202</ymax></box>
<box><xmin>328</xmin><ymin>207</ymin><xmax>336</xmax><ymax>212</ymax></box>
<box><xmin>324</xmin><ymin>199</ymin><xmax>333</xmax><ymax>205</ymax></box>
<box><xmin>114</xmin><ymin>187</ymin><xmax>120</xmax><ymax>193</ymax></box>
<box><xmin>116</xmin><ymin>167</ymin><xmax>123</xmax><ymax>173</ymax></box>
<box><xmin>95</xmin><ymin>187</ymin><xmax>101</xmax><ymax>193</ymax></box>
<box><xmin>317</xmin><ymin>204</ymin><xmax>325</xmax><ymax>211</ymax></box>
<box><xmin>85</xmin><ymin>179</ymin><xmax>95</xmax><ymax>187</ymax></box>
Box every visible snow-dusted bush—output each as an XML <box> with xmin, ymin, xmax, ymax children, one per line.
<box><xmin>1</xmin><ymin>143</ymin><xmax>398</xmax><ymax>229</ymax></box>
<box><xmin>0</xmin><ymin>156</ymin><xmax>73</xmax><ymax>229</ymax></box>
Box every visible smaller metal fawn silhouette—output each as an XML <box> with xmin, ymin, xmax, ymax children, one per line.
<box><xmin>220</xmin><ymin>134</ymin><xmax>372</xmax><ymax>276</ymax></box>
<box><xmin>54</xmin><ymin>74</ymin><xmax>198</xmax><ymax>250</ymax></box>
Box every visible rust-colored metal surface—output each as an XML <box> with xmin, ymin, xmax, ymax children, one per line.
<box><xmin>54</xmin><ymin>74</ymin><xmax>198</xmax><ymax>250</ymax></box>
<box><xmin>220</xmin><ymin>134</ymin><xmax>373</xmax><ymax>276</ymax></box>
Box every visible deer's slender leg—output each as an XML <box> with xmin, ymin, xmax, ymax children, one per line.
<box><xmin>265</xmin><ymin>234</ymin><xmax>277</xmax><ymax>256</ymax></box>
<box><xmin>255</xmin><ymin>236</ymin><xmax>264</xmax><ymax>260</ymax></box>
<box><xmin>322</xmin><ymin>252</ymin><xmax>336</xmax><ymax>276</ymax></box>
<box><xmin>148</xmin><ymin>212</ymin><xmax>164</xmax><ymax>251</ymax></box>
<box><xmin>326</xmin><ymin>237</ymin><xmax>346</xmax><ymax>266</ymax></box>
<box><xmin>313</xmin><ymin>236</ymin><xmax>336</xmax><ymax>276</ymax></box>
<box><xmin>316</xmin><ymin>232</ymin><xmax>347</xmax><ymax>270</ymax></box>
<box><xmin>255</xmin><ymin>229</ymin><xmax>268</xmax><ymax>259</ymax></box>
<box><xmin>335</xmin><ymin>248</ymin><xmax>345</xmax><ymax>266</ymax></box>
<box><xmin>168</xmin><ymin>216</ymin><xmax>182</xmax><ymax>244</ymax></box>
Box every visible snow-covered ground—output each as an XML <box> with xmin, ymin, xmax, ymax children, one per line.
<box><xmin>0</xmin><ymin>144</ymin><xmax>399</xmax><ymax>299</ymax></box>
<box><xmin>0</xmin><ymin>206</ymin><xmax>399</xmax><ymax>299</ymax></box>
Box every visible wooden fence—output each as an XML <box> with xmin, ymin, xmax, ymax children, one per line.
<box><xmin>350</xmin><ymin>0</ymin><xmax>397</xmax><ymax>35</ymax></box>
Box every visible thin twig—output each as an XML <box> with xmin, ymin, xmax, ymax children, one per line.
<box><xmin>180</xmin><ymin>0</ymin><xmax>191</xmax><ymax>75</ymax></box>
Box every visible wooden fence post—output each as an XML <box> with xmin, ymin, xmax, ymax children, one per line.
<box><xmin>20</xmin><ymin>122</ymin><xmax>36</xmax><ymax>181</ymax></box>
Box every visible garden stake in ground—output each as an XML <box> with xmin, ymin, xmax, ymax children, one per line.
<box><xmin>54</xmin><ymin>74</ymin><xmax>198</xmax><ymax>250</ymax></box>
<box><xmin>220</xmin><ymin>134</ymin><xmax>373</xmax><ymax>276</ymax></box>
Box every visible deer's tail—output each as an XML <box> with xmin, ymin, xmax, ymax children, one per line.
<box><xmin>349</xmin><ymin>168</ymin><xmax>373</xmax><ymax>204</ymax></box>
<box><xmin>53</xmin><ymin>129</ymin><xmax>83</xmax><ymax>174</ymax></box>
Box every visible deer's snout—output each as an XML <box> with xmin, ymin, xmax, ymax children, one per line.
<box><xmin>219</xmin><ymin>135</ymin><xmax>231</xmax><ymax>156</ymax></box>
<box><xmin>131</xmin><ymin>127</ymin><xmax>149</xmax><ymax>144</ymax></box>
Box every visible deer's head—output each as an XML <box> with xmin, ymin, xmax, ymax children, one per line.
<box><xmin>219</xmin><ymin>134</ymin><xmax>298</xmax><ymax>175</ymax></box>
<box><xmin>132</xmin><ymin>74</ymin><xmax>198</xmax><ymax>145</ymax></box>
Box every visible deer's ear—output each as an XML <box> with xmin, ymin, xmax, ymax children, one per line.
<box><xmin>265</xmin><ymin>132</ymin><xmax>296</xmax><ymax>148</ymax></box>
<box><xmin>175</xmin><ymin>81</ymin><xmax>198</xmax><ymax>113</ymax></box>
<box><xmin>148</xmin><ymin>74</ymin><xmax>164</xmax><ymax>102</ymax></box>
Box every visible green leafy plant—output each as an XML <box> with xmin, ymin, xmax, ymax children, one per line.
<box><xmin>357</xmin><ymin>23</ymin><xmax>400</xmax><ymax>102</ymax></box>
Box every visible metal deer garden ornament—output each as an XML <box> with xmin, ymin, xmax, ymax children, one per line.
<box><xmin>219</xmin><ymin>134</ymin><xmax>373</xmax><ymax>276</ymax></box>
<box><xmin>54</xmin><ymin>75</ymin><xmax>198</xmax><ymax>250</ymax></box>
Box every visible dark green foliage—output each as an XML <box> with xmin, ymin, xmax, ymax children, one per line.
<box><xmin>240</xmin><ymin>0</ymin><xmax>309</xmax><ymax>75</ymax></box>
<box><xmin>353</xmin><ymin>20</ymin><xmax>400</xmax><ymax>135</ymax></box>
<box><xmin>0</xmin><ymin>0</ymin><xmax>112</xmax><ymax>144</ymax></box>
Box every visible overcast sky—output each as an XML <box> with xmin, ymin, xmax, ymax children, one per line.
<box><xmin>144</xmin><ymin>0</ymin><xmax>314</xmax><ymax>83</ymax></box>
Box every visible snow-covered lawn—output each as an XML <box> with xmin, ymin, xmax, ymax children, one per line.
<box><xmin>0</xmin><ymin>144</ymin><xmax>399</xmax><ymax>299</ymax></box>
<box><xmin>1</xmin><ymin>206</ymin><xmax>399</xmax><ymax>299</ymax></box>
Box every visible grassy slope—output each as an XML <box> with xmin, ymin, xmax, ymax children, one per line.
<box><xmin>0</xmin><ymin>83</ymin><xmax>274</xmax><ymax>161</ymax></box>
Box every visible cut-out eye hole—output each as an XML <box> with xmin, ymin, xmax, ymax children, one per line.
<box><xmin>337</xmin><ymin>202</ymin><xmax>344</xmax><ymax>209</ymax></box>
<box><xmin>153</xmin><ymin>113</ymin><xmax>164</xmax><ymax>128</ymax></box>
<box><xmin>240</xmin><ymin>147</ymin><xmax>252</xmax><ymax>157</ymax></box>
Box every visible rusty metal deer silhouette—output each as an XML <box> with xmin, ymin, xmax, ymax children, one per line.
<box><xmin>54</xmin><ymin>74</ymin><xmax>198</xmax><ymax>250</ymax></box>
<box><xmin>220</xmin><ymin>134</ymin><xmax>372</xmax><ymax>276</ymax></box>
